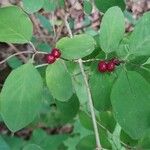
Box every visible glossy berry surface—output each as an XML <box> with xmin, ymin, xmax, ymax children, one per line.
<box><xmin>44</xmin><ymin>54</ymin><xmax>56</xmax><ymax>64</ymax></box>
<box><xmin>107</xmin><ymin>61</ymin><xmax>115</xmax><ymax>72</ymax></box>
<box><xmin>98</xmin><ymin>61</ymin><xmax>107</xmax><ymax>73</ymax></box>
<box><xmin>51</xmin><ymin>48</ymin><xmax>61</xmax><ymax>58</ymax></box>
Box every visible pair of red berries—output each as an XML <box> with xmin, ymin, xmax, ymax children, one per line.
<box><xmin>98</xmin><ymin>58</ymin><xmax>120</xmax><ymax>73</ymax></box>
<box><xmin>44</xmin><ymin>48</ymin><xmax>61</xmax><ymax>64</ymax></box>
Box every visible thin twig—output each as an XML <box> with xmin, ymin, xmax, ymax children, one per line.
<box><xmin>52</xmin><ymin>11</ymin><xmax>56</xmax><ymax>38</ymax></box>
<box><xmin>29</xmin><ymin>42</ymin><xmax>37</xmax><ymax>52</ymax></box>
<box><xmin>0</xmin><ymin>51</ymin><xmax>34</xmax><ymax>65</ymax></box>
<box><xmin>85</xmin><ymin>112</ymin><xmax>136</xmax><ymax>149</ymax></box>
<box><xmin>64</xmin><ymin>14</ymin><xmax>73</xmax><ymax>38</ymax></box>
<box><xmin>30</xmin><ymin>14</ymin><xmax>47</xmax><ymax>43</ymax></box>
<box><xmin>74</xmin><ymin>58</ymin><xmax>100</xmax><ymax>63</ymax></box>
<box><xmin>64</xmin><ymin>13</ymin><xmax>102</xmax><ymax>150</ymax></box>
<box><xmin>35</xmin><ymin>63</ymin><xmax>48</xmax><ymax>68</ymax></box>
<box><xmin>78</xmin><ymin>59</ymin><xmax>102</xmax><ymax>150</ymax></box>
<box><xmin>8</xmin><ymin>43</ymin><xmax>28</xmax><ymax>63</ymax></box>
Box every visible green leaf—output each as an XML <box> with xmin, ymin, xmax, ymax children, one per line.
<box><xmin>3</xmin><ymin>135</ymin><xmax>27</xmax><ymax>150</ymax></box>
<box><xmin>143</xmin><ymin>57</ymin><xmax>150</xmax><ymax>65</ymax></box>
<box><xmin>138</xmin><ymin>130</ymin><xmax>150</xmax><ymax>149</ymax></box>
<box><xmin>43</xmin><ymin>0</ymin><xmax>57</xmax><ymax>12</ymax></box>
<box><xmin>99</xmin><ymin>6</ymin><xmax>125</xmax><ymax>53</ymax></box>
<box><xmin>83</xmin><ymin>0</ymin><xmax>92</xmax><ymax>14</ymax></box>
<box><xmin>120</xmin><ymin>130</ymin><xmax>138</xmax><ymax>147</ymax></box>
<box><xmin>36</xmin><ymin>14</ymin><xmax>52</xmax><ymax>32</ymax></box>
<box><xmin>108</xmin><ymin>124</ymin><xmax>124</xmax><ymax>150</ymax></box>
<box><xmin>72</xmin><ymin>74</ymin><xmax>88</xmax><ymax>105</ymax></box>
<box><xmin>43</xmin><ymin>0</ymin><xmax>64</xmax><ymax>12</ymax></box>
<box><xmin>7</xmin><ymin>56</ymin><xmax>23</xmax><ymax>69</ymax></box>
<box><xmin>76</xmin><ymin>135</ymin><xmax>96</xmax><ymax>150</ymax></box>
<box><xmin>0</xmin><ymin>136</ymin><xmax>10</xmax><ymax>150</ymax></box>
<box><xmin>37</xmin><ymin>43</ymin><xmax>51</xmax><ymax>53</ymax></box>
<box><xmin>129</xmin><ymin>12</ymin><xmax>150</xmax><ymax>56</ymax></box>
<box><xmin>23</xmin><ymin>0</ymin><xmax>44</xmax><ymax>14</ymax></box>
<box><xmin>99</xmin><ymin>111</ymin><xmax>116</xmax><ymax>133</ymax></box>
<box><xmin>111</xmin><ymin>70</ymin><xmax>150</xmax><ymax>139</ymax></box>
<box><xmin>31</xmin><ymin>129</ymin><xmax>68</xmax><ymax>150</ymax></box>
<box><xmin>79</xmin><ymin>111</ymin><xmax>93</xmax><ymax>130</ymax></box>
<box><xmin>0</xmin><ymin>6</ymin><xmax>33</xmax><ymax>43</ymax></box>
<box><xmin>56</xmin><ymin>34</ymin><xmax>96</xmax><ymax>59</ymax></box>
<box><xmin>56</xmin><ymin>94</ymin><xmax>79</xmax><ymax>122</ymax></box>
<box><xmin>23</xmin><ymin>144</ymin><xmax>43</xmax><ymax>150</ymax></box>
<box><xmin>46</xmin><ymin>60</ymin><xmax>73</xmax><ymax>101</ymax></box>
<box><xmin>0</xmin><ymin>64</ymin><xmax>43</xmax><ymax>132</ymax></box>
<box><xmin>95</xmin><ymin>0</ymin><xmax>125</xmax><ymax>13</ymax></box>
<box><xmin>89</xmin><ymin>70</ymin><xmax>116</xmax><ymax>111</ymax></box>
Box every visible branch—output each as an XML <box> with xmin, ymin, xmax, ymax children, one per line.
<box><xmin>8</xmin><ymin>43</ymin><xmax>28</xmax><ymax>63</ymax></box>
<box><xmin>30</xmin><ymin>14</ymin><xmax>47</xmax><ymax>43</ymax></box>
<box><xmin>78</xmin><ymin>59</ymin><xmax>102</xmax><ymax>150</ymax></box>
<box><xmin>0</xmin><ymin>51</ymin><xmax>34</xmax><ymax>65</ymax></box>
<box><xmin>64</xmin><ymin>13</ymin><xmax>102</xmax><ymax>150</ymax></box>
<box><xmin>35</xmin><ymin>63</ymin><xmax>48</xmax><ymax>68</ymax></box>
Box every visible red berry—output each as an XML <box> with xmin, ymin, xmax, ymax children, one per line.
<box><xmin>107</xmin><ymin>61</ymin><xmax>115</xmax><ymax>72</ymax></box>
<box><xmin>44</xmin><ymin>54</ymin><xmax>56</xmax><ymax>64</ymax></box>
<box><xmin>51</xmin><ymin>48</ymin><xmax>61</xmax><ymax>58</ymax></box>
<box><xmin>98</xmin><ymin>61</ymin><xmax>107</xmax><ymax>73</ymax></box>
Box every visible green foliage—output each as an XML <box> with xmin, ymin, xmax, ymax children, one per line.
<box><xmin>23</xmin><ymin>144</ymin><xmax>43</xmax><ymax>150</ymax></box>
<box><xmin>0</xmin><ymin>64</ymin><xmax>43</xmax><ymax>132</ymax></box>
<box><xmin>56</xmin><ymin>94</ymin><xmax>79</xmax><ymax>122</ymax></box>
<box><xmin>76</xmin><ymin>135</ymin><xmax>96</xmax><ymax>150</ymax></box>
<box><xmin>111</xmin><ymin>70</ymin><xmax>150</xmax><ymax>139</ymax></box>
<box><xmin>0</xmin><ymin>6</ymin><xmax>33</xmax><ymax>43</ymax></box>
<box><xmin>129</xmin><ymin>12</ymin><xmax>150</xmax><ymax>56</ymax></box>
<box><xmin>56</xmin><ymin>34</ymin><xmax>96</xmax><ymax>59</ymax></box>
<box><xmin>89</xmin><ymin>69</ymin><xmax>116</xmax><ymax>111</ymax></box>
<box><xmin>95</xmin><ymin>0</ymin><xmax>125</xmax><ymax>13</ymax></box>
<box><xmin>1</xmin><ymin>1</ymin><xmax>150</xmax><ymax>149</ymax></box>
<box><xmin>3</xmin><ymin>136</ymin><xmax>27</xmax><ymax>150</ymax></box>
<box><xmin>83</xmin><ymin>0</ymin><xmax>93</xmax><ymax>14</ymax></box>
<box><xmin>79</xmin><ymin>111</ymin><xmax>93</xmax><ymax>130</ymax></box>
<box><xmin>43</xmin><ymin>0</ymin><xmax>64</xmax><ymax>12</ymax></box>
<box><xmin>99</xmin><ymin>6</ymin><xmax>125</xmax><ymax>53</ymax></box>
<box><xmin>7</xmin><ymin>56</ymin><xmax>23</xmax><ymax>69</ymax></box>
<box><xmin>46</xmin><ymin>60</ymin><xmax>73</xmax><ymax>101</ymax></box>
<box><xmin>23</xmin><ymin>0</ymin><xmax>44</xmax><ymax>14</ymax></box>
<box><xmin>72</xmin><ymin>73</ymin><xmax>88</xmax><ymax>105</ymax></box>
<box><xmin>30</xmin><ymin>129</ymin><xmax>68</xmax><ymax>150</ymax></box>
<box><xmin>0</xmin><ymin>136</ymin><xmax>10</xmax><ymax>150</ymax></box>
<box><xmin>36</xmin><ymin>14</ymin><xmax>52</xmax><ymax>33</ymax></box>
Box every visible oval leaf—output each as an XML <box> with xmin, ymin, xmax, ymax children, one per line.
<box><xmin>76</xmin><ymin>135</ymin><xmax>96</xmax><ymax>150</ymax></box>
<box><xmin>0</xmin><ymin>64</ymin><xmax>43</xmax><ymax>132</ymax></box>
<box><xmin>89</xmin><ymin>70</ymin><xmax>116</xmax><ymax>111</ymax></box>
<box><xmin>56</xmin><ymin>94</ymin><xmax>79</xmax><ymax>122</ymax></box>
<box><xmin>46</xmin><ymin>60</ymin><xmax>73</xmax><ymax>101</ymax></box>
<box><xmin>95</xmin><ymin>0</ymin><xmax>125</xmax><ymax>13</ymax></box>
<box><xmin>0</xmin><ymin>136</ymin><xmax>10</xmax><ymax>150</ymax></box>
<box><xmin>111</xmin><ymin>71</ymin><xmax>150</xmax><ymax>139</ymax></box>
<box><xmin>0</xmin><ymin>6</ymin><xmax>33</xmax><ymax>43</ymax></box>
<box><xmin>83</xmin><ymin>0</ymin><xmax>93</xmax><ymax>14</ymax></box>
<box><xmin>99</xmin><ymin>6</ymin><xmax>125</xmax><ymax>53</ymax></box>
<box><xmin>56</xmin><ymin>34</ymin><xmax>96</xmax><ymax>59</ymax></box>
<box><xmin>23</xmin><ymin>0</ymin><xmax>44</xmax><ymax>14</ymax></box>
<box><xmin>129</xmin><ymin>12</ymin><xmax>150</xmax><ymax>56</ymax></box>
